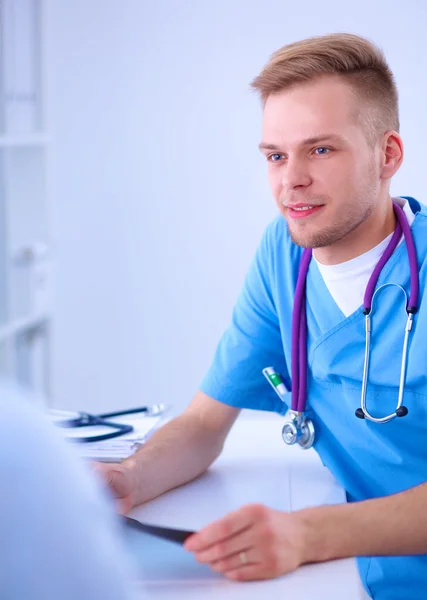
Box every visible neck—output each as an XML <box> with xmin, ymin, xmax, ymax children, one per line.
<box><xmin>313</xmin><ymin>198</ymin><xmax>396</xmax><ymax>266</ymax></box>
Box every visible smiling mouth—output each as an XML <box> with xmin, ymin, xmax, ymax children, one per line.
<box><xmin>284</xmin><ymin>204</ymin><xmax>325</xmax><ymax>220</ymax></box>
<box><xmin>290</xmin><ymin>205</ymin><xmax>316</xmax><ymax>211</ymax></box>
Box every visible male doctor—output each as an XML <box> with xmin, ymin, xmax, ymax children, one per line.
<box><xmin>98</xmin><ymin>33</ymin><xmax>427</xmax><ymax>599</ymax></box>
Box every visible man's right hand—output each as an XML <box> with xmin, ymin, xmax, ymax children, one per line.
<box><xmin>93</xmin><ymin>462</ymin><xmax>137</xmax><ymax>514</ymax></box>
<box><xmin>92</xmin><ymin>393</ymin><xmax>240</xmax><ymax>514</ymax></box>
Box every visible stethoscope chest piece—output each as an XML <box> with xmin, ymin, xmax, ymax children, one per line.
<box><xmin>281</xmin><ymin>410</ymin><xmax>315</xmax><ymax>449</ymax></box>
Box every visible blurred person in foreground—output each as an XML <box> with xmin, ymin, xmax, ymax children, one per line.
<box><xmin>0</xmin><ymin>378</ymin><xmax>139</xmax><ymax>600</ymax></box>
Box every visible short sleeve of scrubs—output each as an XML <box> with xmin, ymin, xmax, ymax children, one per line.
<box><xmin>200</xmin><ymin>219</ymin><xmax>290</xmax><ymax>413</ymax></box>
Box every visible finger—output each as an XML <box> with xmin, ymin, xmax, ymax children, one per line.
<box><xmin>95</xmin><ymin>466</ymin><xmax>130</xmax><ymax>500</ymax></box>
<box><xmin>89</xmin><ymin>461</ymin><xmax>111</xmax><ymax>479</ymax></box>
<box><xmin>185</xmin><ymin>504</ymin><xmax>261</xmax><ymax>552</ymax></box>
<box><xmin>115</xmin><ymin>496</ymin><xmax>132</xmax><ymax>515</ymax></box>
<box><xmin>194</xmin><ymin>526</ymin><xmax>255</xmax><ymax>564</ymax></box>
<box><xmin>224</xmin><ymin>563</ymin><xmax>272</xmax><ymax>582</ymax></box>
<box><xmin>106</xmin><ymin>468</ymin><xmax>127</xmax><ymax>491</ymax></box>
<box><xmin>90</xmin><ymin>462</ymin><xmax>117</xmax><ymax>484</ymax></box>
<box><xmin>210</xmin><ymin>547</ymin><xmax>260</xmax><ymax>574</ymax></box>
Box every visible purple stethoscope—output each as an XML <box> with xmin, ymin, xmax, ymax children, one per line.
<box><xmin>263</xmin><ymin>201</ymin><xmax>419</xmax><ymax>449</ymax></box>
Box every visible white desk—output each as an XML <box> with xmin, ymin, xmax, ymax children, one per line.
<box><xmin>126</xmin><ymin>412</ymin><xmax>368</xmax><ymax>599</ymax></box>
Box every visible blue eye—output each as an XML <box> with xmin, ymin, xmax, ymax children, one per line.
<box><xmin>314</xmin><ymin>147</ymin><xmax>330</xmax><ymax>155</ymax></box>
<box><xmin>268</xmin><ymin>153</ymin><xmax>284</xmax><ymax>162</ymax></box>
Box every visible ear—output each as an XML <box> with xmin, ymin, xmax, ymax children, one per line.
<box><xmin>380</xmin><ymin>131</ymin><xmax>404</xmax><ymax>180</ymax></box>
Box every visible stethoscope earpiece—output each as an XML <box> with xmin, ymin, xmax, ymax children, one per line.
<box><xmin>355</xmin><ymin>408</ymin><xmax>365</xmax><ymax>419</ymax></box>
<box><xmin>355</xmin><ymin>406</ymin><xmax>408</xmax><ymax>420</ymax></box>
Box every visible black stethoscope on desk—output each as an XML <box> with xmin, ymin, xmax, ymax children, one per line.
<box><xmin>50</xmin><ymin>404</ymin><xmax>165</xmax><ymax>442</ymax></box>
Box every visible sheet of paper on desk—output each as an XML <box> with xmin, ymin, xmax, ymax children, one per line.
<box><xmin>62</xmin><ymin>415</ymin><xmax>163</xmax><ymax>462</ymax></box>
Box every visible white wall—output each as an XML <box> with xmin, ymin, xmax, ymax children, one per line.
<box><xmin>48</xmin><ymin>0</ymin><xmax>427</xmax><ymax>413</ymax></box>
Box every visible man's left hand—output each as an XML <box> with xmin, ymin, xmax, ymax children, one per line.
<box><xmin>184</xmin><ymin>503</ymin><xmax>309</xmax><ymax>581</ymax></box>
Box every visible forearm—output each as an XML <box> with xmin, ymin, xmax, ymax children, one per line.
<box><xmin>299</xmin><ymin>481</ymin><xmax>427</xmax><ymax>564</ymax></box>
<box><xmin>123</xmin><ymin>412</ymin><xmax>225</xmax><ymax>506</ymax></box>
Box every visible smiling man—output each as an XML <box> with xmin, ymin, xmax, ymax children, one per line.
<box><xmin>97</xmin><ymin>33</ymin><xmax>427</xmax><ymax>599</ymax></box>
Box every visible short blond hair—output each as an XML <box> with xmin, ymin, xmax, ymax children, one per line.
<box><xmin>250</xmin><ymin>33</ymin><xmax>399</xmax><ymax>145</ymax></box>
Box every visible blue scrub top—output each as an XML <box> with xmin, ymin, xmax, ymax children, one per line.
<box><xmin>200</xmin><ymin>197</ymin><xmax>427</xmax><ymax>600</ymax></box>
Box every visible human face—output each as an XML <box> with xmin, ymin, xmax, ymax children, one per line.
<box><xmin>259</xmin><ymin>77</ymin><xmax>387</xmax><ymax>262</ymax></box>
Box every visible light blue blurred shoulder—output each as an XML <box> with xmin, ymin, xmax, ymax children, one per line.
<box><xmin>261</xmin><ymin>214</ymin><xmax>302</xmax><ymax>264</ymax></box>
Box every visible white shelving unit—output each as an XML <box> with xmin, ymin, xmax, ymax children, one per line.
<box><xmin>0</xmin><ymin>0</ymin><xmax>52</xmax><ymax>401</ymax></box>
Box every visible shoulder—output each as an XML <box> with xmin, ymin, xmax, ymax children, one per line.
<box><xmin>259</xmin><ymin>214</ymin><xmax>297</xmax><ymax>253</ymax></box>
<box><xmin>409</xmin><ymin>200</ymin><xmax>427</xmax><ymax>263</ymax></box>
<box><xmin>414</xmin><ymin>201</ymin><xmax>427</xmax><ymax>221</ymax></box>
<box><xmin>262</xmin><ymin>214</ymin><xmax>288</xmax><ymax>245</ymax></box>
<box><xmin>0</xmin><ymin>381</ymin><xmax>93</xmax><ymax>493</ymax></box>
<box><xmin>258</xmin><ymin>214</ymin><xmax>303</xmax><ymax>272</ymax></box>
<box><xmin>0</xmin><ymin>381</ymin><xmax>48</xmax><ymax>451</ymax></box>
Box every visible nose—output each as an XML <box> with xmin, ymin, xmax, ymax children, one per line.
<box><xmin>281</xmin><ymin>158</ymin><xmax>312</xmax><ymax>190</ymax></box>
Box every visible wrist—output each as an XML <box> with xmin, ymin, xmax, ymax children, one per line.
<box><xmin>121</xmin><ymin>456</ymin><xmax>144</xmax><ymax>507</ymax></box>
<box><xmin>296</xmin><ymin>503</ymin><xmax>351</xmax><ymax>565</ymax></box>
